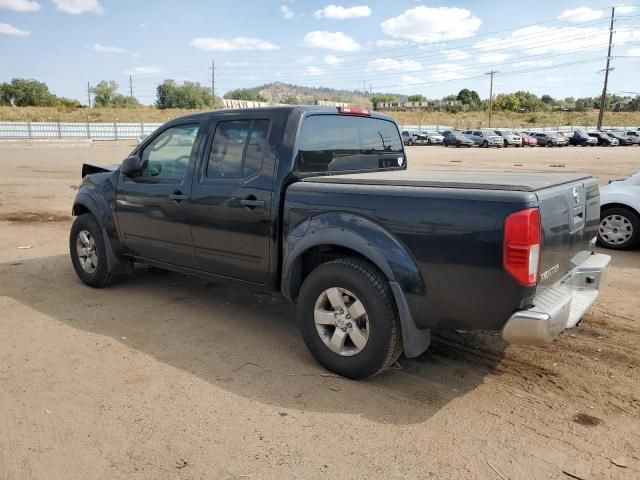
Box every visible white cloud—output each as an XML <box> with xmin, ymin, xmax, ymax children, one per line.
<box><xmin>616</xmin><ymin>5</ymin><xmax>635</xmax><ymax>14</ymax></box>
<box><xmin>280</xmin><ymin>4</ymin><xmax>294</xmax><ymax>20</ymax></box>
<box><xmin>628</xmin><ymin>47</ymin><xmax>640</xmax><ymax>56</ymax></box>
<box><xmin>515</xmin><ymin>60</ymin><xmax>553</xmax><ymax>67</ymax></box>
<box><xmin>429</xmin><ymin>63</ymin><xmax>465</xmax><ymax>82</ymax></box>
<box><xmin>88</xmin><ymin>43</ymin><xmax>126</xmax><ymax>53</ymax></box>
<box><xmin>375</xmin><ymin>39</ymin><xmax>408</xmax><ymax>47</ymax></box>
<box><xmin>441</xmin><ymin>49</ymin><xmax>470</xmax><ymax>61</ymax></box>
<box><xmin>304</xmin><ymin>66</ymin><xmax>324</xmax><ymax>76</ymax></box>
<box><xmin>190</xmin><ymin>37</ymin><xmax>279</xmax><ymax>51</ymax></box>
<box><xmin>0</xmin><ymin>22</ymin><xmax>30</xmax><ymax>35</ymax></box>
<box><xmin>544</xmin><ymin>76</ymin><xmax>563</xmax><ymax>82</ymax></box>
<box><xmin>558</xmin><ymin>7</ymin><xmax>604</xmax><ymax>22</ymax></box>
<box><xmin>52</xmin><ymin>0</ymin><xmax>103</xmax><ymax>14</ymax></box>
<box><xmin>298</xmin><ymin>55</ymin><xmax>315</xmax><ymax>64</ymax></box>
<box><xmin>124</xmin><ymin>66</ymin><xmax>162</xmax><ymax>75</ymax></box>
<box><xmin>303</xmin><ymin>31</ymin><xmax>360</xmax><ymax>51</ymax></box>
<box><xmin>367</xmin><ymin>58</ymin><xmax>422</xmax><ymax>72</ymax></box>
<box><xmin>381</xmin><ymin>6</ymin><xmax>481</xmax><ymax>44</ymax></box>
<box><xmin>0</xmin><ymin>0</ymin><xmax>40</xmax><ymax>12</ymax></box>
<box><xmin>223</xmin><ymin>61</ymin><xmax>250</xmax><ymax>67</ymax></box>
<box><xmin>313</xmin><ymin>5</ymin><xmax>371</xmax><ymax>20</ymax></box>
<box><xmin>474</xmin><ymin>25</ymin><xmax>640</xmax><ymax>56</ymax></box>
<box><xmin>478</xmin><ymin>52</ymin><xmax>512</xmax><ymax>64</ymax></box>
<box><xmin>401</xmin><ymin>75</ymin><xmax>425</xmax><ymax>85</ymax></box>
<box><xmin>324</xmin><ymin>54</ymin><xmax>344</xmax><ymax>65</ymax></box>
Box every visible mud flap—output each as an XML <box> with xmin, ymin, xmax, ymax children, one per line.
<box><xmin>389</xmin><ymin>281</ymin><xmax>431</xmax><ymax>358</ymax></box>
<box><xmin>101</xmin><ymin>226</ymin><xmax>132</xmax><ymax>275</ymax></box>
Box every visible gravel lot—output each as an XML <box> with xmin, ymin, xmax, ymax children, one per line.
<box><xmin>1</xmin><ymin>141</ymin><xmax>639</xmax><ymax>479</ymax></box>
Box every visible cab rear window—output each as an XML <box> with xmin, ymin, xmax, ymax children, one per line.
<box><xmin>296</xmin><ymin>115</ymin><xmax>404</xmax><ymax>174</ymax></box>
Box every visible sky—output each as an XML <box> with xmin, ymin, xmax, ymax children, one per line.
<box><xmin>0</xmin><ymin>0</ymin><xmax>639</xmax><ymax>105</ymax></box>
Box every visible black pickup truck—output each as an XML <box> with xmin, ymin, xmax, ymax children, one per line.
<box><xmin>70</xmin><ymin>106</ymin><xmax>611</xmax><ymax>379</ymax></box>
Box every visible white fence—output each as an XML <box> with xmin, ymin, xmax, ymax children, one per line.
<box><xmin>0</xmin><ymin>121</ymin><xmax>162</xmax><ymax>140</ymax></box>
<box><xmin>0</xmin><ymin>121</ymin><xmax>636</xmax><ymax>141</ymax></box>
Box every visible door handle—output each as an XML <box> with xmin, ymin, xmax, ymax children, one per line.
<box><xmin>240</xmin><ymin>198</ymin><xmax>265</xmax><ymax>209</ymax></box>
<box><xmin>169</xmin><ymin>192</ymin><xmax>188</xmax><ymax>202</ymax></box>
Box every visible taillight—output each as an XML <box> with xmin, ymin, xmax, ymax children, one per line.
<box><xmin>503</xmin><ymin>208</ymin><xmax>541</xmax><ymax>286</ymax></box>
<box><xmin>337</xmin><ymin>106</ymin><xmax>370</xmax><ymax>116</ymax></box>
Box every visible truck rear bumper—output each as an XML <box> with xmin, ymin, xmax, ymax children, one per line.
<box><xmin>502</xmin><ymin>252</ymin><xmax>611</xmax><ymax>344</ymax></box>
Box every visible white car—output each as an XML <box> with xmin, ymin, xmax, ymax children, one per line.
<box><xmin>423</xmin><ymin>132</ymin><xmax>444</xmax><ymax>145</ymax></box>
<box><xmin>494</xmin><ymin>130</ymin><xmax>522</xmax><ymax>147</ymax></box>
<box><xmin>462</xmin><ymin>130</ymin><xmax>503</xmax><ymax>148</ymax></box>
<box><xmin>598</xmin><ymin>173</ymin><xmax>640</xmax><ymax>249</ymax></box>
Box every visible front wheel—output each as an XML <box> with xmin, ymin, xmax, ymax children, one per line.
<box><xmin>70</xmin><ymin>213</ymin><xmax>118</xmax><ymax>287</ymax></box>
<box><xmin>598</xmin><ymin>207</ymin><xmax>640</xmax><ymax>250</ymax></box>
<box><xmin>297</xmin><ymin>258</ymin><xmax>403</xmax><ymax>379</ymax></box>
<box><xmin>482</xmin><ymin>140</ymin><xmax>488</xmax><ymax>148</ymax></box>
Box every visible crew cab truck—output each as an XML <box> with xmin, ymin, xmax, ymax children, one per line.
<box><xmin>70</xmin><ymin>106</ymin><xmax>611</xmax><ymax>379</ymax></box>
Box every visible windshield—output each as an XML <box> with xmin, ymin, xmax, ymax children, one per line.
<box><xmin>296</xmin><ymin>115</ymin><xmax>405</xmax><ymax>174</ymax></box>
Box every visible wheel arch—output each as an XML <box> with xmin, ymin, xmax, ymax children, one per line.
<box><xmin>600</xmin><ymin>202</ymin><xmax>640</xmax><ymax>219</ymax></box>
<box><xmin>282</xmin><ymin>212</ymin><xmax>430</xmax><ymax>358</ymax></box>
<box><xmin>71</xmin><ymin>192</ymin><xmax>130</xmax><ymax>274</ymax></box>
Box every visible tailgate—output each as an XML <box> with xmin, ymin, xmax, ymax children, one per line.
<box><xmin>537</xmin><ymin>177</ymin><xmax>600</xmax><ymax>285</ymax></box>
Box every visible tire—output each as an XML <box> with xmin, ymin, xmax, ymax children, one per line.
<box><xmin>482</xmin><ymin>140</ymin><xmax>488</xmax><ymax>148</ymax></box>
<box><xmin>503</xmin><ymin>139</ymin><xmax>508</xmax><ymax>148</ymax></box>
<box><xmin>296</xmin><ymin>258</ymin><xmax>403</xmax><ymax>379</ymax></box>
<box><xmin>598</xmin><ymin>207</ymin><xmax>640</xmax><ymax>250</ymax></box>
<box><xmin>427</xmin><ymin>139</ymin><xmax>432</xmax><ymax>145</ymax></box>
<box><xmin>69</xmin><ymin>213</ymin><xmax>118</xmax><ymax>288</ymax></box>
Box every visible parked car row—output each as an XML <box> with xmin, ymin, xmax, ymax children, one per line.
<box><xmin>401</xmin><ymin>128</ymin><xmax>640</xmax><ymax>148</ymax></box>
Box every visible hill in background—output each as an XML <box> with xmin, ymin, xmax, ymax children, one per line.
<box><xmin>238</xmin><ymin>82</ymin><xmax>397</xmax><ymax>106</ymax></box>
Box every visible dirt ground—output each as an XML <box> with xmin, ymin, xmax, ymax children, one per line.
<box><xmin>1</xmin><ymin>141</ymin><xmax>639</xmax><ymax>480</ymax></box>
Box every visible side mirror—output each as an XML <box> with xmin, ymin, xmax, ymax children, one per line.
<box><xmin>120</xmin><ymin>155</ymin><xmax>142</xmax><ymax>177</ymax></box>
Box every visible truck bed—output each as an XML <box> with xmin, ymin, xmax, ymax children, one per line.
<box><xmin>303</xmin><ymin>170</ymin><xmax>592</xmax><ymax>192</ymax></box>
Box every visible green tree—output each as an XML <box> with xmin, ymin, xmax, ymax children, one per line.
<box><xmin>0</xmin><ymin>78</ymin><xmax>55</xmax><ymax>106</ymax></box>
<box><xmin>407</xmin><ymin>94</ymin><xmax>426</xmax><ymax>102</ymax></box>
<box><xmin>495</xmin><ymin>93</ymin><xmax>521</xmax><ymax>112</ymax></box>
<box><xmin>628</xmin><ymin>96</ymin><xmax>640</xmax><ymax>112</ymax></box>
<box><xmin>541</xmin><ymin>94</ymin><xmax>555</xmax><ymax>106</ymax></box>
<box><xmin>224</xmin><ymin>88</ymin><xmax>266</xmax><ymax>102</ymax></box>
<box><xmin>575</xmin><ymin>97</ymin><xmax>592</xmax><ymax>112</ymax></box>
<box><xmin>91</xmin><ymin>81</ymin><xmax>119</xmax><ymax>107</ymax></box>
<box><xmin>456</xmin><ymin>88</ymin><xmax>481</xmax><ymax>109</ymax></box>
<box><xmin>156</xmin><ymin>80</ymin><xmax>213</xmax><ymax>109</ymax></box>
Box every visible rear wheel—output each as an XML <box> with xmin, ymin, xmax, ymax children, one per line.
<box><xmin>598</xmin><ymin>207</ymin><xmax>640</xmax><ymax>250</ymax></box>
<box><xmin>70</xmin><ymin>213</ymin><xmax>118</xmax><ymax>287</ymax></box>
<box><xmin>482</xmin><ymin>140</ymin><xmax>488</xmax><ymax>148</ymax></box>
<box><xmin>297</xmin><ymin>258</ymin><xmax>402</xmax><ymax>379</ymax></box>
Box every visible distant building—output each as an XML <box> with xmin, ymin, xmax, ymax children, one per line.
<box><xmin>376</xmin><ymin>100</ymin><xmax>464</xmax><ymax>111</ymax></box>
<box><xmin>613</xmin><ymin>101</ymin><xmax>629</xmax><ymax>112</ymax></box>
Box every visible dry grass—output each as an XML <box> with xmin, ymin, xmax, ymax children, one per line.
<box><xmin>1</xmin><ymin>106</ymin><xmax>639</xmax><ymax>128</ymax></box>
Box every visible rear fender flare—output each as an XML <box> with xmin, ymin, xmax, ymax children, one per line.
<box><xmin>282</xmin><ymin>212</ymin><xmax>430</xmax><ymax>358</ymax></box>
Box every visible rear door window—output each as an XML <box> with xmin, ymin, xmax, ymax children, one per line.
<box><xmin>297</xmin><ymin>115</ymin><xmax>403</xmax><ymax>173</ymax></box>
<box><xmin>206</xmin><ymin>119</ymin><xmax>270</xmax><ymax>180</ymax></box>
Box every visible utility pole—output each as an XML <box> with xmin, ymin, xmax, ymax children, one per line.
<box><xmin>87</xmin><ymin>82</ymin><xmax>91</xmax><ymax>108</ymax></box>
<box><xmin>363</xmin><ymin>80</ymin><xmax>367</xmax><ymax>96</ymax></box>
<box><xmin>129</xmin><ymin>75</ymin><xmax>134</xmax><ymax>98</ymax></box>
<box><xmin>485</xmin><ymin>70</ymin><xmax>498</xmax><ymax>127</ymax></box>
<box><xmin>597</xmin><ymin>6</ymin><xmax>615</xmax><ymax>130</ymax></box>
<box><xmin>211</xmin><ymin>60</ymin><xmax>215</xmax><ymax>107</ymax></box>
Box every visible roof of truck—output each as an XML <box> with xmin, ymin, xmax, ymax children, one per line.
<box><xmin>169</xmin><ymin>105</ymin><xmax>395</xmax><ymax>122</ymax></box>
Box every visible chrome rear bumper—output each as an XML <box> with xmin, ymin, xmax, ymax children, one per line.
<box><xmin>502</xmin><ymin>252</ymin><xmax>611</xmax><ymax>344</ymax></box>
